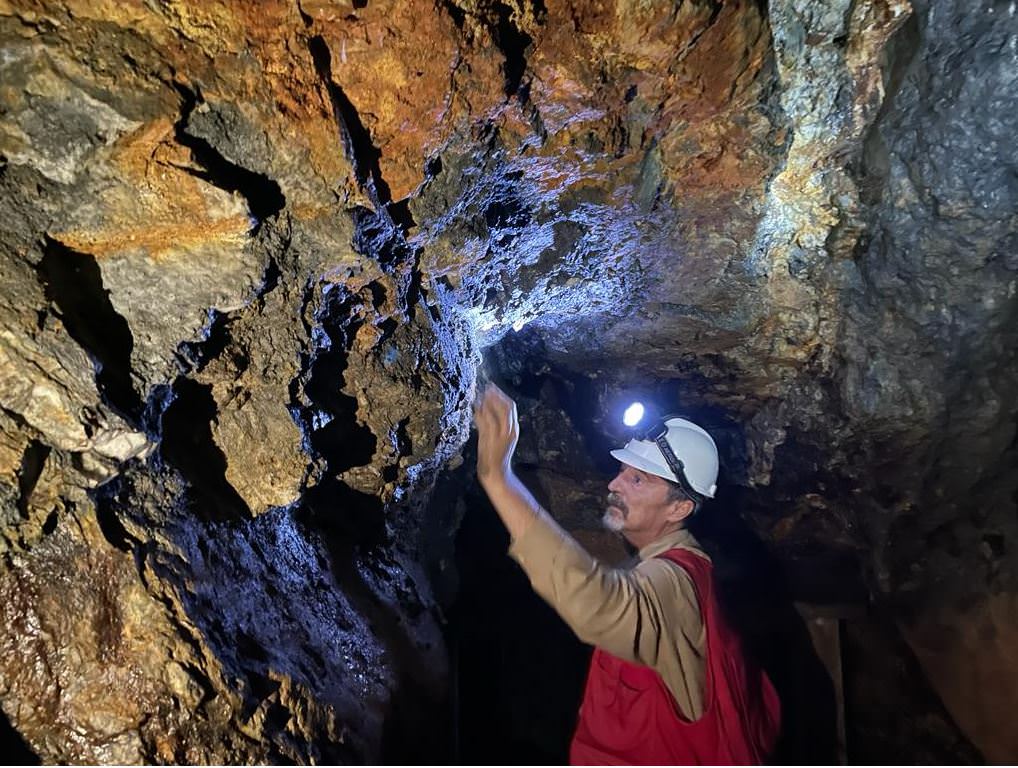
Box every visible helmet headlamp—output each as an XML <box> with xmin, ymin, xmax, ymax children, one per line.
<box><xmin>635</xmin><ymin>415</ymin><xmax>707</xmax><ymax>504</ymax></box>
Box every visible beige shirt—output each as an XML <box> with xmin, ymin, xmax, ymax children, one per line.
<box><xmin>508</xmin><ymin>511</ymin><xmax>709</xmax><ymax>720</ymax></box>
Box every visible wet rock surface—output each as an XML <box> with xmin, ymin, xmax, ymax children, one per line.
<box><xmin>0</xmin><ymin>0</ymin><xmax>1015</xmax><ymax>762</ymax></box>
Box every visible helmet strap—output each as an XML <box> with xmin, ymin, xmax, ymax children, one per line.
<box><xmin>653</xmin><ymin>433</ymin><xmax>706</xmax><ymax>504</ymax></box>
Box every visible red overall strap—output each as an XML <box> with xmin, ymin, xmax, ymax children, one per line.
<box><xmin>569</xmin><ymin>547</ymin><xmax>780</xmax><ymax>765</ymax></box>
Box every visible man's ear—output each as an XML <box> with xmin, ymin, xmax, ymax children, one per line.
<box><xmin>666</xmin><ymin>498</ymin><xmax>695</xmax><ymax>524</ymax></box>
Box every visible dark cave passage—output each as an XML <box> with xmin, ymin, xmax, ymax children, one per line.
<box><xmin>446</xmin><ymin>466</ymin><xmax>591</xmax><ymax>764</ymax></box>
<box><xmin>37</xmin><ymin>238</ymin><xmax>143</xmax><ymax>421</ymax></box>
<box><xmin>431</xmin><ymin>341</ymin><xmax>843</xmax><ymax>764</ymax></box>
<box><xmin>443</xmin><ymin>468</ymin><xmax>842</xmax><ymax>763</ymax></box>
<box><xmin>429</xmin><ymin>334</ymin><xmax>982</xmax><ymax>765</ymax></box>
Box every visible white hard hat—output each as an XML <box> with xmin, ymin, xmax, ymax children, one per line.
<box><xmin>610</xmin><ymin>417</ymin><xmax>719</xmax><ymax>499</ymax></box>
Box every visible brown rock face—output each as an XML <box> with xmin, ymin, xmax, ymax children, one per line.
<box><xmin>0</xmin><ymin>506</ymin><xmax>258</xmax><ymax>764</ymax></box>
<box><xmin>0</xmin><ymin>0</ymin><xmax>1015</xmax><ymax>763</ymax></box>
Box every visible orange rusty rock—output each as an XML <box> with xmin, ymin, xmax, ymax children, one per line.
<box><xmin>304</xmin><ymin>0</ymin><xmax>504</xmax><ymax>201</ymax></box>
<box><xmin>55</xmin><ymin>217</ymin><xmax>251</xmax><ymax>261</ymax></box>
<box><xmin>45</xmin><ymin>118</ymin><xmax>251</xmax><ymax>259</ymax></box>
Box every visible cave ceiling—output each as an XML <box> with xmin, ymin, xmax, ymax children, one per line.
<box><xmin>0</xmin><ymin>0</ymin><xmax>1016</xmax><ymax>763</ymax></box>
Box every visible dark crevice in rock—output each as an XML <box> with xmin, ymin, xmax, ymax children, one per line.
<box><xmin>350</xmin><ymin>205</ymin><xmax>416</xmax><ymax>271</ymax></box>
<box><xmin>300</xmin><ymin>476</ymin><xmax>385</xmax><ymax>552</ymax></box>
<box><xmin>490</xmin><ymin>2</ymin><xmax>534</xmax><ymax>97</ymax></box>
<box><xmin>299</xmin><ymin>319</ymin><xmax>376</xmax><ymax>475</ymax></box>
<box><xmin>291</xmin><ymin>282</ymin><xmax>388</xmax><ymax>502</ymax></box>
<box><xmin>443</xmin><ymin>1</ymin><xmax>542</xmax><ymax>98</ymax></box>
<box><xmin>40</xmin><ymin>509</ymin><xmax>58</xmax><ymax>536</ymax></box>
<box><xmin>259</xmin><ymin>254</ymin><xmax>282</xmax><ymax>298</ymax></box>
<box><xmin>139</xmin><ymin>383</ymin><xmax>175</xmax><ymax>443</ymax></box>
<box><xmin>288</xmin><ymin>286</ymin><xmax>319</xmax><ymax>469</ymax></box>
<box><xmin>304</xmin><ymin>36</ymin><xmax>417</xmax><ymax>236</ymax></box>
<box><xmin>423</xmin><ymin>155</ymin><xmax>443</xmax><ymax>181</ymax></box>
<box><xmin>1</xmin><ymin>408</ymin><xmax>33</xmax><ymax>438</ymax></box>
<box><xmin>376</xmin><ymin>317</ymin><xmax>399</xmax><ymax>347</ymax></box>
<box><xmin>238</xmin><ymin>683</ymin><xmax>280</xmax><ymax>745</ymax></box>
<box><xmin>440</xmin><ymin>0</ymin><xmax>467</xmax><ymax>33</ymax></box>
<box><xmin>386</xmin><ymin>197</ymin><xmax>417</xmax><ymax>233</ymax></box>
<box><xmin>172</xmin><ymin>85</ymin><xmax>285</xmax><ymax>227</ymax></box>
<box><xmin>519</xmin><ymin>79</ymin><xmax>549</xmax><ymax>141</ymax></box>
<box><xmin>306</xmin><ymin>37</ymin><xmax>391</xmax><ymax>205</ymax></box>
<box><xmin>0</xmin><ymin>708</ymin><xmax>39</xmax><ymax>766</ymax></box>
<box><xmin>237</xmin><ymin>630</ymin><xmax>273</xmax><ymax>667</ymax></box>
<box><xmin>855</xmin><ymin>11</ymin><xmax>922</xmax><ymax>207</ymax></box>
<box><xmin>683</xmin><ymin>0</ymin><xmax>724</xmax><ymax>59</ymax></box>
<box><xmin>252</xmin><ymin>217</ymin><xmax>294</xmax><ymax>299</ymax></box>
<box><xmin>16</xmin><ymin>440</ymin><xmax>50</xmax><ymax>519</ymax></box>
<box><xmin>158</xmin><ymin>377</ymin><xmax>250</xmax><ymax>521</ymax></box>
<box><xmin>405</xmin><ymin>249</ymin><xmax>427</xmax><ymax>313</ymax></box>
<box><xmin>92</xmin><ymin>490</ymin><xmax>134</xmax><ymax>553</ymax></box>
<box><xmin>483</xmin><ymin>175</ymin><xmax>531</xmax><ymax>232</ymax></box>
<box><xmin>309</xmin><ymin>413</ymin><xmax>377</xmax><ymax>475</ymax></box>
<box><xmin>441</xmin><ymin>450</ymin><xmax>588</xmax><ymax>764</ymax></box>
<box><xmin>178</xmin><ymin>309</ymin><xmax>233</xmax><ymax>374</ymax></box>
<box><xmin>37</xmin><ymin>237</ymin><xmax>143</xmax><ymax>421</ymax></box>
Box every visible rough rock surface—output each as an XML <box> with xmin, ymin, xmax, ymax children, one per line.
<box><xmin>0</xmin><ymin>0</ymin><xmax>1015</xmax><ymax>762</ymax></box>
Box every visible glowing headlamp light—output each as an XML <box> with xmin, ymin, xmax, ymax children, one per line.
<box><xmin>622</xmin><ymin>402</ymin><xmax>645</xmax><ymax>427</ymax></box>
<box><xmin>618</xmin><ymin>401</ymin><xmax>706</xmax><ymax>503</ymax></box>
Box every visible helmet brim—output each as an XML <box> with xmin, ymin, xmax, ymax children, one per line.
<box><xmin>610</xmin><ymin>446</ymin><xmax>678</xmax><ymax>485</ymax></box>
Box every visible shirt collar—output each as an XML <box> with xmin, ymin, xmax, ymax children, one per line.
<box><xmin>637</xmin><ymin>527</ymin><xmax>708</xmax><ymax>562</ymax></box>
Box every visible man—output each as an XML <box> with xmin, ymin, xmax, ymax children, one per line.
<box><xmin>473</xmin><ymin>384</ymin><xmax>780</xmax><ymax>765</ymax></box>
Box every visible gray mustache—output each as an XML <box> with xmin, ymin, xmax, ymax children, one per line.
<box><xmin>607</xmin><ymin>493</ymin><xmax>628</xmax><ymax>513</ymax></box>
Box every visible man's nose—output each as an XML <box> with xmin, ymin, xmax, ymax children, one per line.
<box><xmin>608</xmin><ymin>473</ymin><xmax>622</xmax><ymax>493</ymax></box>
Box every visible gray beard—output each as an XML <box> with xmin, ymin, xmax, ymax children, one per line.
<box><xmin>602</xmin><ymin>507</ymin><xmax>625</xmax><ymax>532</ymax></box>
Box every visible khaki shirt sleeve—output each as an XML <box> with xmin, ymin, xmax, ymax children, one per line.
<box><xmin>508</xmin><ymin>511</ymin><xmax>707</xmax><ymax>720</ymax></box>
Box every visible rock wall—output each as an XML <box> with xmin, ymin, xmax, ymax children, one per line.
<box><xmin>0</xmin><ymin>0</ymin><xmax>1015</xmax><ymax>762</ymax></box>
<box><xmin>0</xmin><ymin>1</ymin><xmax>473</xmax><ymax>760</ymax></box>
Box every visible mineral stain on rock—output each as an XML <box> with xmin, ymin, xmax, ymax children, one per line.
<box><xmin>0</xmin><ymin>0</ymin><xmax>1015</xmax><ymax>763</ymax></box>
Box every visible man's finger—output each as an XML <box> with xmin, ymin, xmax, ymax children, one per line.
<box><xmin>474</xmin><ymin>387</ymin><xmax>497</xmax><ymax>430</ymax></box>
<box><xmin>472</xmin><ymin>384</ymin><xmax>518</xmax><ymax>437</ymax></box>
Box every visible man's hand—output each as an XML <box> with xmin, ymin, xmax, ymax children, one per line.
<box><xmin>472</xmin><ymin>383</ymin><xmax>542</xmax><ymax>542</ymax></box>
<box><xmin>473</xmin><ymin>383</ymin><xmax>519</xmax><ymax>487</ymax></box>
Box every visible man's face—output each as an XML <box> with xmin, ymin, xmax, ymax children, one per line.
<box><xmin>603</xmin><ymin>463</ymin><xmax>687</xmax><ymax>545</ymax></box>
